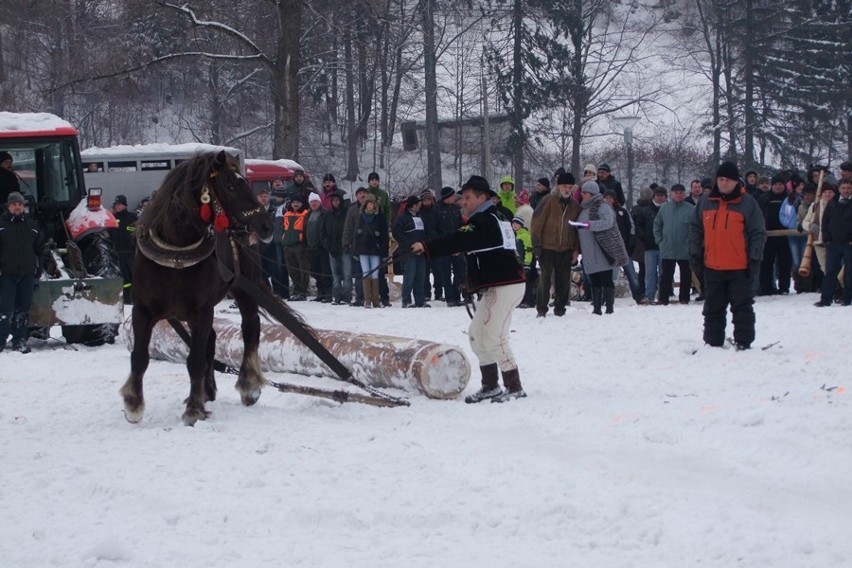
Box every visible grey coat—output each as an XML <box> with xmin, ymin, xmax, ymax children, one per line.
<box><xmin>653</xmin><ymin>200</ymin><xmax>694</xmax><ymax>260</ymax></box>
<box><xmin>577</xmin><ymin>195</ymin><xmax>629</xmax><ymax>274</ymax></box>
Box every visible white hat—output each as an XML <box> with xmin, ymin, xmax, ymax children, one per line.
<box><xmin>308</xmin><ymin>192</ymin><xmax>321</xmax><ymax>202</ymax></box>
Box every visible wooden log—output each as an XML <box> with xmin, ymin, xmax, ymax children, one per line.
<box><xmin>123</xmin><ymin>317</ymin><xmax>471</xmax><ymax>399</ymax></box>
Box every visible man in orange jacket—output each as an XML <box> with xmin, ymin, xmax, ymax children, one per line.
<box><xmin>689</xmin><ymin>162</ymin><xmax>766</xmax><ymax>350</ymax></box>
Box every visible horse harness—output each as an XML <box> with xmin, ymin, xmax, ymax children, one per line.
<box><xmin>137</xmin><ymin>170</ymin><xmax>262</xmax><ymax>285</ymax></box>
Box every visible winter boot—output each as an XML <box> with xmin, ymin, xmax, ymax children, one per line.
<box><xmin>492</xmin><ymin>368</ymin><xmax>527</xmax><ymax>403</ymax></box>
<box><xmin>465</xmin><ymin>364</ymin><xmax>502</xmax><ymax>403</ymax></box>
<box><xmin>604</xmin><ymin>287</ymin><xmax>615</xmax><ymax>314</ymax></box>
<box><xmin>362</xmin><ymin>280</ymin><xmax>373</xmax><ymax>309</ymax></box>
<box><xmin>591</xmin><ymin>287</ymin><xmax>603</xmax><ymax>315</ymax></box>
<box><xmin>371</xmin><ymin>279</ymin><xmax>382</xmax><ymax>308</ymax></box>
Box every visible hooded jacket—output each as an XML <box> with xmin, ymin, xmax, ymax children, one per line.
<box><xmin>497</xmin><ymin>175</ymin><xmax>517</xmax><ymax>215</ymax></box>
<box><xmin>690</xmin><ymin>184</ymin><xmax>766</xmax><ymax>271</ymax></box>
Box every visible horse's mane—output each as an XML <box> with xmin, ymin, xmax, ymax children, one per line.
<box><xmin>142</xmin><ymin>152</ymin><xmax>234</xmax><ymax>244</ymax></box>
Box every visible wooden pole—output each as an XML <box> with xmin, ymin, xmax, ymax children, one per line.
<box><xmin>798</xmin><ymin>170</ymin><xmax>825</xmax><ymax>277</ymax></box>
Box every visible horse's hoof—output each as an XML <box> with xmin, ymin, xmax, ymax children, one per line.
<box><xmin>182</xmin><ymin>407</ymin><xmax>210</xmax><ymax>427</ymax></box>
<box><xmin>240</xmin><ymin>388</ymin><xmax>262</xmax><ymax>407</ymax></box>
<box><xmin>123</xmin><ymin>405</ymin><xmax>145</xmax><ymax>424</ymax></box>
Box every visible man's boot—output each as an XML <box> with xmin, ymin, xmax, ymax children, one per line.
<box><xmin>592</xmin><ymin>287</ymin><xmax>603</xmax><ymax>315</ymax></box>
<box><xmin>492</xmin><ymin>368</ymin><xmax>527</xmax><ymax>403</ymax></box>
<box><xmin>604</xmin><ymin>287</ymin><xmax>615</xmax><ymax>314</ymax></box>
<box><xmin>465</xmin><ymin>363</ymin><xmax>502</xmax><ymax>403</ymax></box>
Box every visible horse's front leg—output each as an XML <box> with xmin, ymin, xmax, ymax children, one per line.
<box><xmin>183</xmin><ymin>310</ymin><xmax>215</xmax><ymax>426</ymax></box>
<box><xmin>233</xmin><ymin>289</ymin><xmax>265</xmax><ymax>406</ymax></box>
<box><xmin>120</xmin><ymin>307</ymin><xmax>153</xmax><ymax>423</ymax></box>
<box><xmin>204</xmin><ymin>328</ymin><xmax>218</xmax><ymax>402</ymax></box>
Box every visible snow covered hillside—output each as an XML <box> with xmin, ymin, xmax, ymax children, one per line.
<box><xmin>1</xmin><ymin>293</ymin><xmax>850</xmax><ymax>567</ymax></box>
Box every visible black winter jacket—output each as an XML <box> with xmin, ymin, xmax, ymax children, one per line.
<box><xmin>353</xmin><ymin>212</ymin><xmax>389</xmax><ymax>257</ymax></box>
<box><xmin>434</xmin><ymin>201</ymin><xmax>463</xmax><ymax>237</ymax></box>
<box><xmin>822</xmin><ymin>197</ymin><xmax>852</xmax><ymax>245</ymax></box>
<box><xmin>0</xmin><ymin>212</ymin><xmax>44</xmax><ymax>277</ymax></box>
<box><xmin>392</xmin><ymin>211</ymin><xmax>426</xmax><ymax>252</ymax></box>
<box><xmin>321</xmin><ymin>205</ymin><xmax>348</xmax><ymax>256</ymax></box>
<box><xmin>633</xmin><ymin>202</ymin><xmax>661</xmax><ymax>251</ymax></box>
<box><xmin>109</xmin><ymin>209</ymin><xmax>138</xmax><ymax>253</ymax></box>
<box><xmin>425</xmin><ymin>204</ymin><xmax>525</xmax><ymax>293</ymax></box>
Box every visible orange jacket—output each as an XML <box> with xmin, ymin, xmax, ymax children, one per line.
<box><xmin>282</xmin><ymin>209</ymin><xmax>308</xmax><ymax>245</ymax></box>
<box><xmin>690</xmin><ymin>186</ymin><xmax>766</xmax><ymax>271</ymax></box>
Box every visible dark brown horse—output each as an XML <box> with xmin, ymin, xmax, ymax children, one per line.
<box><xmin>120</xmin><ymin>151</ymin><xmax>275</xmax><ymax>425</ymax></box>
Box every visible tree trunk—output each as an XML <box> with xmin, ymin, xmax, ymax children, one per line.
<box><xmin>422</xmin><ymin>0</ymin><xmax>442</xmax><ymax>191</ymax></box>
<box><xmin>273</xmin><ymin>0</ymin><xmax>301</xmax><ymax>159</ymax></box>
<box><xmin>344</xmin><ymin>20</ymin><xmax>359</xmax><ymax>181</ymax></box>
<box><xmin>743</xmin><ymin>0</ymin><xmax>755</xmax><ymax>168</ymax></box>
<box><xmin>510</xmin><ymin>0</ymin><xmax>525</xmax><ymax>185</ymax></box>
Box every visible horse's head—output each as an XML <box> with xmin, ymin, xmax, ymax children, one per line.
<box><xmin>207</xmin><ymin>151</ymin><xmax>274</xmax><ymax>242</ymax></box>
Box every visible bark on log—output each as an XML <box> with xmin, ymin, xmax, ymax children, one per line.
<box><xmin>123</xmin><ymin>317</ymin><xmax>471</xmax><ymax>399</ymax></box>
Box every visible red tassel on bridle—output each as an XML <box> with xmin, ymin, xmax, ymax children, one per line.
<box><xmin>214</xmin><ymin>210</ymin><xmax>230</xmax><ymax>232</ymax></box>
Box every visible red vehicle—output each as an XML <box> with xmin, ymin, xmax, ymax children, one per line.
<box><xmin>0</xmin><ymin>112</ymin><xmax>123</xmax><ymax>346</ymax></box>
<box><xmin>244</xmin><ymin>158</ymin><xmax>308</xmax><ymax>193</ymax></box>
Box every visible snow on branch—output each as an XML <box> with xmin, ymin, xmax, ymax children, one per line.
<box><xmin>159</xmin><ymin>2</ymin><xmax>272</xmax><ymax>66</ymax></box>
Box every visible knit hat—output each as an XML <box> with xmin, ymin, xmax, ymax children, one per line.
<box><xmin>537</xmin><ymin>177</ymin><xmax>550</xmax><ymax>189</ymax></box>
<box><xmin>581</xmin><ymin>181</ymin><xmax>600</xmax><ymax>195</ymax></box>
<box><xmin>289</xmin><ymin>193</ymin><xmax>304</xmax><ymax>203</ymax></box>
<box><xmin>511</xmin><ymin>216</ymin><xmax>525</xmax><ymax>228</ymax></box>
<box><xmin>556</xmin><ymin>172</ymin><xmax>576</xmax><ymax>185</ymax></box>
<box><xmin>700</xmin><ymin>177</ymin><xmax>713</xmax><ymax>190</ymax></box>
<box><xmin>745</xmin><ymin>169</ymin><xmax>757</xmax><ymax>177</ymax></box>
<box><xmin>771</xmin><ymin>174</ymin><xmax>785</xmax><ymax>185</ymax></box>
<box><xmin>583</xmin><ymin>163</ymin><xmax>598</xmax><ymax>175</ymax></box>
<box><xmin>715</xmin><ymin>161</ymin><xmax>740</xmax><ymax>181</ymax></box>
<box><xmin>439</xmin><ymin>186</ymin><xmax>456</xmax><ymax>200</ymax></box>
<box><xmin>756</xmin><ymin>175</ymin><xmax>770</xmax><ymax>185</ymax></box>
<box><xmin>114</xmin><ymin>194</ymin><xmax>128</xmax><ymax>206</ymax></box>
<box><xmin>405</xmin><ymin>195</ymin><xmax>421</xmax><ymax>208</ymax></box>
<box><xmin>597</xmin><ymin>163</ymin><xmax>611</xmax><ymax>173</ymax></box>
<box><xmin>5</xmin><ymin>191</ymin><xmax>24</xmax><ymax>205</ymax></box>
<box><xmin>368</xmin><ymin>171</ymin><xmax>380</xmax><ymax>181</ymax></box>
<box><xmin>419</xmin><ymin>188</ymin><xmax>435</xmax><ymax>199</ymax></box>
<box><xmin>602</xmin><ymin>189</ymin><xmax>618</xmax><ymax>199</ymax></box>
<box><xmin>294</xmin><ymin>168</ymin><xmax>305</xmax><ymax>176</ymax></box>
<box><xmin>323</xmin><ymin>173</ymin><xmax>335</xmax><ymax>182</ymax></box>
<box><xmin>461</xmin><ymin>175</ymin><xmax>494</xmax><ymax>196</ymax></box>
<box><xmin>0</xmin><ymin>151</ymin><xmax>12</xmax><ymax>163</ymax></box>
<box><xmin>308</xmin><ymin>192</ymin><xmax>321</xmax><ymax>202</ymax></box>
<box><xmin>516</xmin><ymin>189</ymin><xmax>530</xmax><ymax>205</ymax></box>
<box><xmin>653</xmin><ymin>186</ymin><xmax>668</xmax><ymax>196</ymax></box>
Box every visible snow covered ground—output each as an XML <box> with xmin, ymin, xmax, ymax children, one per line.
<box><xmin>1</xmin><ymin>292</ymin><xmax>850</xmax><ymax>567</ymax></box>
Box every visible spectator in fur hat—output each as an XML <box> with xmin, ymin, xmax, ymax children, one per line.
<box><xmin>530</xmin><ymin>171</ymin><xmax>581</xmax><ymax>317</ymax></box>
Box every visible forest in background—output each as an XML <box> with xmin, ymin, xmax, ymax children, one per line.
<box><xmin>0</xmin><ymin>0</ymin><xmax>849</xmax><ymax>199</ymax></box>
